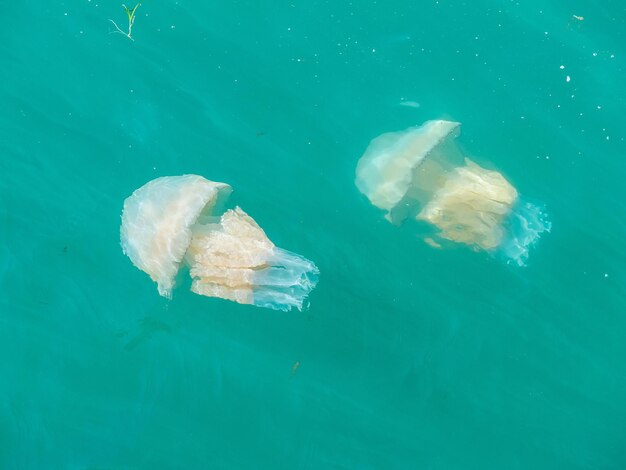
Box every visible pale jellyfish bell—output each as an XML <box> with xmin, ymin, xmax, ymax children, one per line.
<box><xmin>120</xmin><ymin>175</ymin><xmax>319</xmax><ymax>311</ymax></box>
<box><xmin>355</xmin><ymin>120</ymin><xmax>551</xmax><ymax>265</ymax></box>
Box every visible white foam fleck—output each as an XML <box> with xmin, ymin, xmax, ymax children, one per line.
<box><xmin>399</xmin><ymin>101</ymin><xmax>421</xmax><ymax>108</ymax></box>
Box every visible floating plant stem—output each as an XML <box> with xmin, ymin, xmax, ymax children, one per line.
<box><xmin>109</xmin><ymin>1</ymin><xmax>142</xmax><ymax>41</ymax></box>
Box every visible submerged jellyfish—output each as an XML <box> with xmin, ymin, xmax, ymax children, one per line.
<box><xmin>355</xmin><ymin>120</ymin><xmax>551</xmax><ymax>265</ymax></box>
<box><xmin>120</xmin><ymin>175</ymin><xmax>319</xmax><ymax>311</ymax></box>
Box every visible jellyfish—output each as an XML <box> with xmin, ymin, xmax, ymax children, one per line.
<box><xmin>355</xmin><ymin>120</ymin><xmax>551</xmax><ymax>265</ymax></box>
<box><xmin>120</xmin><ymin>175</ymin><xmax>319</xmax><ymax>311</ymax></box>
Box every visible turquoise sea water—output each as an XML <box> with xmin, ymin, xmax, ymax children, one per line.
<box><xmin>1</xmin><ymin>1</ymin><xmax>625</xmax><ymax>468</ymax></box>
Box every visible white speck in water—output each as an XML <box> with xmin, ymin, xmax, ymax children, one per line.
<box><xmin>566</xmin><ymin>75</ymin><xmax>571</xmax><ymax>82</ymax></box>
<box><xmin>559</xmin><ymin>65</ymin><xmax>565</xmax><ymax>69</ymax></box>
<box><xmin>399</xmin><ymin>101</ymin><xmax>421</xmax><ymax>108</ymax></box>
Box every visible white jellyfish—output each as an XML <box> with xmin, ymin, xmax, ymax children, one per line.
<box><xmin>355</xmin><ymin>120</ymin><xmax>551</xmax><ymax>265</ymax></box>
<box><xmin>120</xmin><ymin>175</ymin><xmax>319</xmax><ymax>311</ymax></box>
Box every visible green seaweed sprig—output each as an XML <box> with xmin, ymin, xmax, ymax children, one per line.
<box><xmin>109</xmin><ymin>1</ymin><xmax>142</xmax><ymax>41</ymax></box>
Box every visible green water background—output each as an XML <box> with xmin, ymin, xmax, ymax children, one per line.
<box><xmin>1</xmin><ymin>1</ymin><xmax>625</xmax><ymax>468</ymax></box>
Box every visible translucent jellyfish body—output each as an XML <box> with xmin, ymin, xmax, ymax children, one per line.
<box><xmin>120</xmin><ymin>175</ymin><xmax>319</xmax><ymax>311</ymax></box>
<box><xmin>355</xmin><ymin>120</ymin><xmax>551</xmax><ymax>265</ymax></box>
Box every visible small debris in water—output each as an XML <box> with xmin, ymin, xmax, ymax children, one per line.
<box><xmin>399</xmin><ymin>100</ymin><xmax>421</xmax><ymax>109</ymax></box>
<box><xmin>424</xmin><ymin>237</ymin><xmax>442</xmax><ymax>249</ymax></box>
